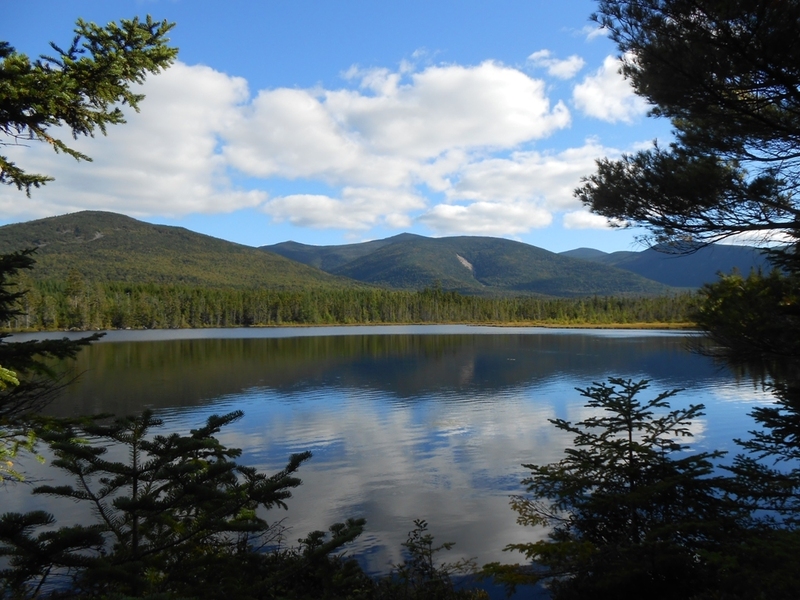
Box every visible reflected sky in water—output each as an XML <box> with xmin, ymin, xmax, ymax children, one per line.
<box><xmin>4</xmin><ymin>326</ymin><xmax>774</xmax><ymax>574</ymax></box>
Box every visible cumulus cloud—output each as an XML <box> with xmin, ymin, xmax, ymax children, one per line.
<box><xmin>581</xmin><ymin>25</ymin><xmax>609</xmax><ymax>41</ymax></box>
<box><xmin>236</xmin><ymin>61</ymin><xmax>570</xmax><ymax>163</ymax></box>
<box><xmin>219</xmin><ymin>59</ymin><xmax>580</xmax><ymax>236</ymax></box>
<box><xmin>447</xmin><ymin>142</ymin><xmax>612</xmax><ymax>209</ymax></box>
<box><xmin>263</xmin><ymin>187</ymin><xmax>426</xmax><ymax>230</ymax></box>
<box><xmin>573</xmin><ymin>55</ymin><xmax>649</xmax><ymax>123</ymax></box>
<box><xmin>0</xmin><ymin>55</ymin><xmax>637</xmax><ymax>241</ymax></box>
<box><xmin>223</xmin><ymin>60</ymin><xmax>571</xmax><ymax>193</ymax></box>
<box><xmin>419</xmin><ymin>201</ymin><xmax>553</xmax><ymax>236</ymax></box>
<box><xmin>414</xmin><ymin>140</ymin><xmax>621</xmax><ymax>236</ymax></box>
<box><xmin>528</xmin><ymin>50</ymin><xmax>585</xmax><ymax>79</ymax></box>
<box><xmin>562</xmin><ymin>210</ymin><xmax>616</xmax><ymax>229</ymax></box>
<box><xmin>223</xmin><ymin>87</ymin><xmax>414</xmax><ymax>189</ymax></box>
<box><xmin>320</xmin><ymin>60</ymin><xmax>570</xmax><ymax>158</ymax></box>
<box><xmin>0</xmin><ymin>62</ymin><xmax>265</xmax><ymax>219</ymax></box>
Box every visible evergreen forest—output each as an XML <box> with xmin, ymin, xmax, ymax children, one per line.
<box><xmin>4</xmin><ymin>276</ymin><xmax>697</xmax><ymax>331</ymax></box>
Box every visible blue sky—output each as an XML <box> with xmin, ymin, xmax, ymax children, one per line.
<box><xmin>1</xmin><ymin>0</ymin><xmax>673</xmax><ymax>252</ymax></box>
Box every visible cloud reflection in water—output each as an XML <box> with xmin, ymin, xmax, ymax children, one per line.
<box><xmin>14</xmin><ymin>328</ymin><xmax>771</xmax><ymax>574</ymax></box>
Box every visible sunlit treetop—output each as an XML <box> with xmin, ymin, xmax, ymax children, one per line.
<box><xmin>0</xmin><ymin>15</ymin><xmax>177</xmax><ymax>195</ymax></box>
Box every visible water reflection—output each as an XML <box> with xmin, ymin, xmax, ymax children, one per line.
<box><xmin>8</xmin><ymin>328</ymin><xmax>775</xmax><ymax>574</ymax></box>
<box><xmin>48</xmin><ymin>330</ymin><xmax>710</xmax><ymax>416</ymax></box>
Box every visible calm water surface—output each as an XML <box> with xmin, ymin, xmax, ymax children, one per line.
<box><xmin>3</xmin><ymin>326</ymin><xmax>774</xmax><ymax>575</ymax></box>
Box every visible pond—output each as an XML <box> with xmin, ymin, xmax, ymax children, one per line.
<box><xmin>4</xmin><ymin>325</ymin><xmax>773</xmax><ymax>576</ymax></box>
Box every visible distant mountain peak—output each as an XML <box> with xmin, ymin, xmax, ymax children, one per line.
<box><xmin>560</xmin><ymin>247</ymin><xmax>610</xmax><ymax>260</ymax></box>
<box><xmin>560</xmin><ymin>242</ymin><xmax>770</xmax><ymax>288</ymax></box>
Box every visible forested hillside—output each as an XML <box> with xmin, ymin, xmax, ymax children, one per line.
<box><xmin>0</xmin><ymin>211</ymin><xmax>355</xmax><ymax>289</ymax></box>
<box><xmin>0</xmin><ymin>213</ymin><xmax>697</xmax><ymax>331</ymax></box>
<box><xmin>266</xmin><ymin>234</ymin><xmax>674</xmax><ymax>296</ymax></box>
<box><xmin>1</xmin><ymin>212</ymin><xmax>680</xmax><ymax>298</ymax></box>
<box><xmin>264</xmin><ymin>234</ymin><xmax>419</xmax><ymax>271</ymax></box>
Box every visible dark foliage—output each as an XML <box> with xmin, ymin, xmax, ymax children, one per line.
<box><xmin>0</xmin><ymin>250</ymin><xmax>100</xmax><ymax>416</ymax></box>
<box><xmin>694</xmin><ymin>269</ymin><xmax>800</xmax><ymax>362</ymax></box>
<box><xmin>0</xmin><ymin>410</ymin><xmax>485</xmax><ymax>600</ymax></box>
<box><xmin>1</xmin><ymin>409</ymin><xmax>323</xmax><ymax>598</ymax></box>
<box><xmin>375</xmin><ymin>520</ymin><xmax>486</xmax><ymax>600</ymax></box>
<box><xmin>574</xmin><ymin>7</ymin><xmax>800</xmax><ymax>594</ymax></box>
<box><xmin>577</xmin><ymin>0</ymin><xmax>800</xmax><ymax>251</ymax></box>
<box><xmin>0</xmin><ymin>251</ymin><xmax>99</xmax><ymax>482</ymax></box>
<box><xmin>1</xmin><ymin>277</ymin><xmax>697</xmax><ymax>331</ymax></box>
<box><xmin>490</xmin><ymin>379</ymin><xmax>741</xmax><ymax>600</ymax></box>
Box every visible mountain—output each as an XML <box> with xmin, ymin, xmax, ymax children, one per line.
<box><xmin>265</xmin><ymin>233</ymin><xmax>420</xmax><ymax>272</ymax></box>
<box><xmin>0</xmin><ymin>211</ymin><xmax>355</xmax><ymax>289</ymax></box>
<box><xmin>559</xmin><ymin>247</ymin><xmax>611</xmax><ymax>261</ymax></box>
<box><xmin>560</xmin><ymin>244</ymin><xmax>772</xmax><ymax>288</ymax></box>
<box><xmin>264</xmin><ymin>234</ymin><xmax>674</xmax><ymax>297</ymax></box>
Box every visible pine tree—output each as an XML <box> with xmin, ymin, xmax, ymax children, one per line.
<box><xmin>491</xmin><ymin>378</ymin><xmax>737</xmax><ymax>600</ymax></box>
<box><xmin>0</xmin><ymin>251</ymin><xmax>100</xmax><ymax>482</ymax></box>
<box><xmin>1</xmin><ymin>16</ymin><xmax>177</xmax><ymax>194</ymax></box>
<box><xmin>0</xmin><ymin>410</ymin><xmax>351</xmax><ymax>598</ymax></box>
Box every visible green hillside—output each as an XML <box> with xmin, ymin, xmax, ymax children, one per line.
<box><xmin>267</xmin><ymin>234</ymin><xmax>674</xmax><ymax>297</ymax></box>
<box><xmin>263</xmin><ymin>233</ymin><xmax>419</xmax><ymax>271</ymax></box>
<box><xmin>0</xmin><ymin>211</ymin><xmax>356</xmax><ymax>289</ymax></box>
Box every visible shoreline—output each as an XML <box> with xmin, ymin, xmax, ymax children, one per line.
<box><xmin>2</xmin><ymin>321</ymin><xmax>698</xmax><ymax>335</ymax></box>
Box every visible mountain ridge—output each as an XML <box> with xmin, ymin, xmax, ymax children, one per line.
<box><xmin>265</xmin><ymin>233</ymin><xmax>674</xmax><ymax>297</ymax></box>
<box><xmin>560</xmin><ymin>243</ymin><xmax>771</xmax><ymax>288</ymax></box>
<box><xmin>0</xmin><ymin>211</ymin><xmax>356</xmax><ymax>290</ymax></box>
<box><xmin>2</xmin><ymin>210</ymin><xmax>769</xmax><ymax>297</ymax></box>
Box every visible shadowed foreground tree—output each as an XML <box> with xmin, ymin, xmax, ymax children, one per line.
<box><xmin>576</xmin><ymin>6</ymin><xmax>800</xmax><ymax>592</ymax></box>
<box><xmin>375</xmin><ymin>519</ymin><xmax>485</xmax><ymax>600</ymax></box>
<box><xmin>487</xmin><ymin>379</ymin><xmax>741</xmax><ymax>600</ymax></box>
<box><xmin>1</xmin><ymin>14</ymin><xmax>176</xmax><ymax>479</ymax></box>
<box><xmin>574</xmin><ymin>0</ymin><xmax>800</xmax><ymax>363</ymax></box>
<box><xmin>0</xmin><ymin>410</ymin><xmax>366</xmax><ymax>599</ymax></box>
<box><xmin>577</xmin><ymin>0</ymin><xmax>800</xmax><ymax>250</ymax></box>
<box><xmin>0</xmin><ymin>251</ymin><xmax>101</xmax><ymax>482</ymax></box>
<box><xmin>575</xmin><ymin>0</ymin><xmax>800</xmax><ymax>361</ymax></box>
<box><xmin>0</xmin><ymin>410</ymin><xmax>486</xmax><ymax>600</ymax></box>
<box><xmin>0</xmin><ymin>9</ymin><xmax>178</xmax><ymax>485</ymax></box>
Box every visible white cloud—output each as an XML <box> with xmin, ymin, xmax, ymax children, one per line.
<box><xmin>0</xmin><ymin>62</ymin><xmax>265</xmax><ymax>219</ymax></box>
<box><xmin>223</xmin><ymin>87</ymin><xmax>411</xmax><ymax>188</ymax></box>
<box><xmin>418</xmin><ymin>200</ymin><xmax>553</xmax><ymax>236</ymax></box>
<box><xmin>562</xmin><ymin>210</ymin><xmax>616</xmax><ymax>229</ymax></box>
<box><xmin>528</xmin><ymin>50</ymin><xmax>585</xmax><ymax>79</ymax></box>
<box><xmin>581</xmin><ymin>25</ymin><xmax>609</xmax><ymax>41</ymax></box>
<box><xmin>263</xmin><ymin>187</ymin><xmax>426</xmax><ymax>230</ymax></box>
<box><xmin>0</xmin><ymin>55</ymin><xmax>642</xmax><ymax>241</ymax></box>
<box><xmin>223</xmin><ymin>60</ymin><xmax>572</xmax><ymax>192</ymax></box>
<box><xmin>573</xmin><ymin>55</ymin><xmax>649</xmax><ymax>123</ymax></box>
<box><xmin>323</xmin><ymin>61</ymin><xmax>570</xmax><ymax>158</ymax></box>
<box><xmin>715</xmin><ymin>229</ymin><xmax>794</xmax><ymax>247</ymax></box>
<box><xmin>446</xmin><ymin>141</ymin><xmax>613</xmax><ymax>210</ymax></box>
<box><xmin>415</xmin><ymin>140</ymin><xmax>622</xmax><ymax>237</ymax></box>
<box><xmin>227</xmin><ymin>59</ymin><xmax>580</xmax><ymax>237</ymax></box>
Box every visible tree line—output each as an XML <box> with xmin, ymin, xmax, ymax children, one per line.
<box><xmin>3</xmin><ymin>276</ymin><xmax>697</xmax><ymax>331</ymax></box>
